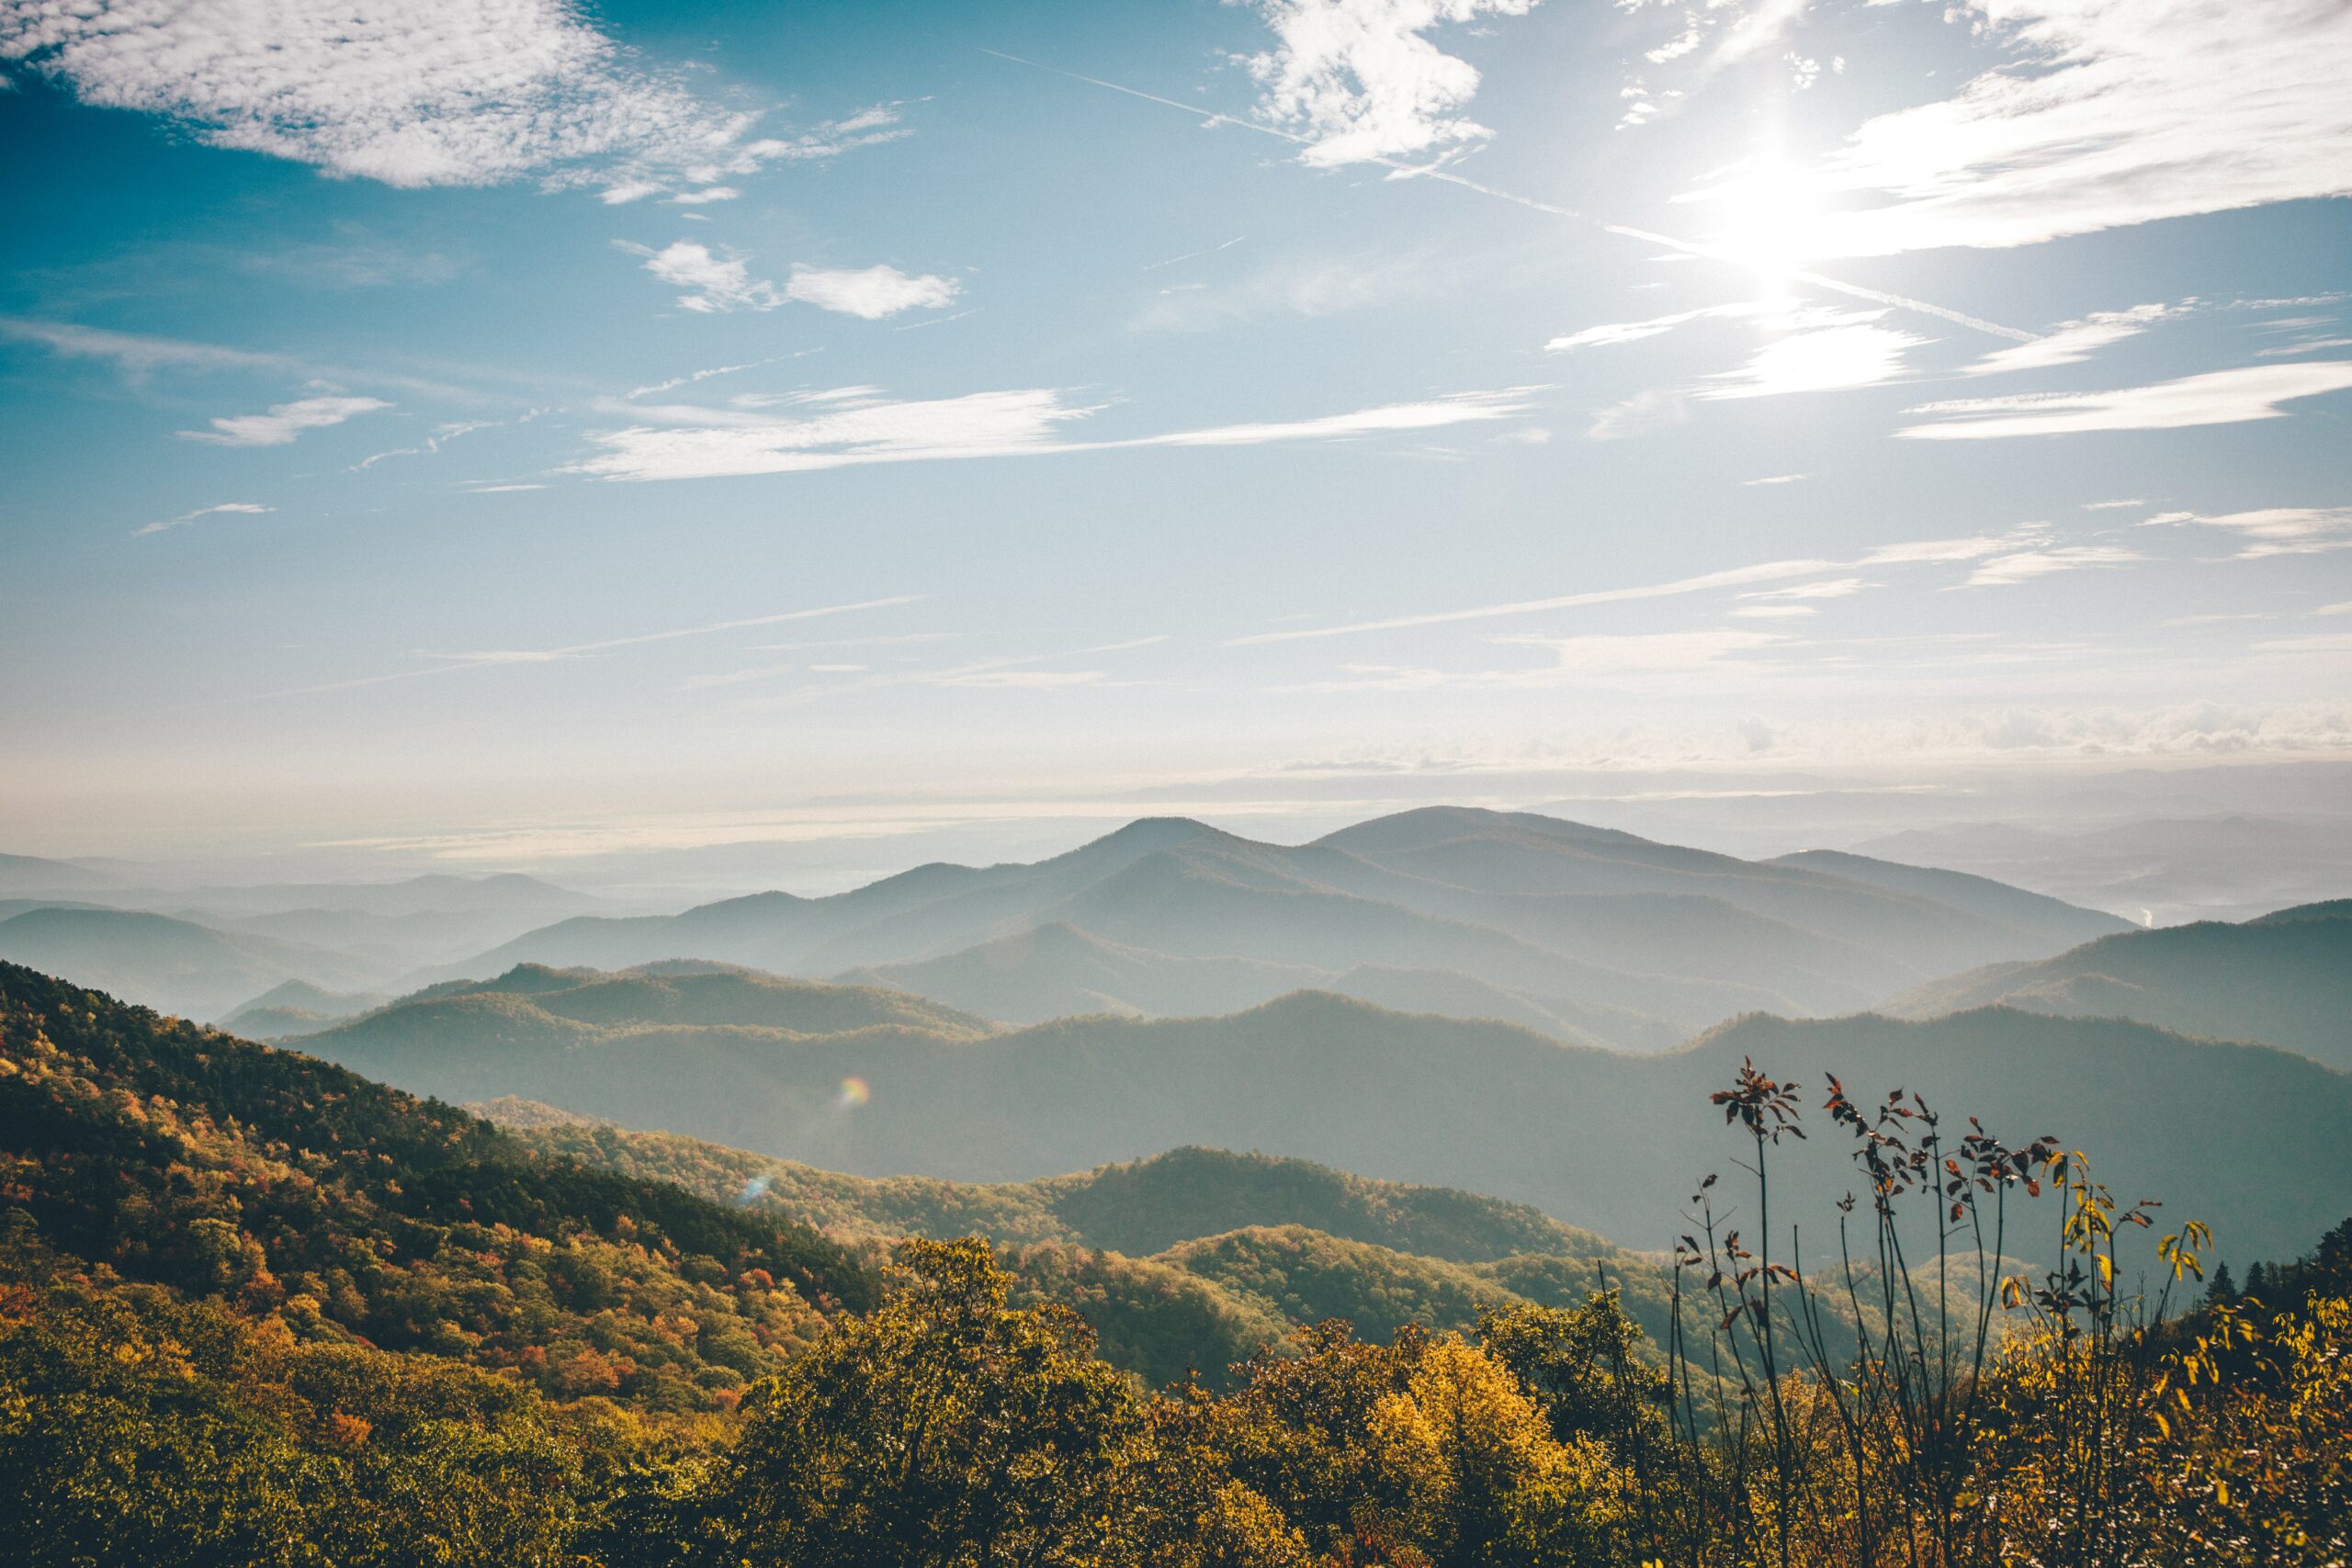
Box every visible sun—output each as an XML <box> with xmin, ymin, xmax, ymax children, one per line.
<box><xmin>1707</xmin><ymin>153</ymin><xmax>1831</xmax><ymax>300</ymax></box>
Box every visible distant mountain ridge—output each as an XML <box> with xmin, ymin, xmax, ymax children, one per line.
<box><xmin>432</xmin><ymin>807</ymin><xmax>2131</xmax><ymax>1049</ymax></box>
<box><xmin>1882</xmin><ymin>900</ymin><xmax>2352</xmax><ymax>1069</ymax></box>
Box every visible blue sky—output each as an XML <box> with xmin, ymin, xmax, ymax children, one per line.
<box><xmin>2</xmin><ymin>0</ymin><xmax>2348</xmax><ymax>880</ymax></box>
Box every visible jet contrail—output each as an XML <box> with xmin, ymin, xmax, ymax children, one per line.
<box><xmin>978</xmin><ymin>48</ymin><xmax>2036</xmax><ymax>345</ymax></box>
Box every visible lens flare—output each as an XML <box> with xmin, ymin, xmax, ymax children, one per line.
<box><xmin>835</xmin><ymin>1076</ymin><xmax>872</xmax><ymax>1110</ymax></box>
<box><xmin>735</xmin><ymin>1172</ymin><xmax>774</xmax><ymax>1206</ymax></box>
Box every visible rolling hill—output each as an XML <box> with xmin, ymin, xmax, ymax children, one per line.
<box><xmin>216</xmin><ymin>977</ymin><xmax>390</xmax><ymax>1039</ymax></box>
<box><xmin>488</xmin><ymin>1122</ymin><xmax>1688</xmax><ymax>1386</ymax></box>
<box><xmin>300</xmin><ymin>967</ymin><xmax>2352</xmax><ymax>1262</ymax></box>
<box><xmin>434</xmin><ymin>807</ymin><xmax>2130</xmax><ymax>1048</ymax></box>
<box><xmin>1882</xmin><ymin>900</ymin><xmax>2352</xmax><ymax>1069</ymax></box>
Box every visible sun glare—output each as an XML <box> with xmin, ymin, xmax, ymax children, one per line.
<box><xmin>1709</xmin><ymin>154</ymin><xmax>1829</xmax><ymax>299</ymax></box>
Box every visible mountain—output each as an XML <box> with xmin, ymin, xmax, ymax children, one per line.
<box><xmin>304</xmin><ymin>970</ymin><xmax>2352</xmax><ymax>1262</ymax></box>
<box><xmin>437</xmin><ymin>807</ymin><xmax>2127</xmax><ymax>1048</ymax></box>
<box><xmin>1883</xmin><ymin>902</ymin><xmax>2352</xmax><ymax>1069</ymax></box>
<box><xmin>0</xmin><ymin>906</ymin><xmax>391</xmax><ymax>1021</ymax></box>
<box><xmin>0</xmin><ymin>961</ymin><xmax>876</xmax><ymax>1416</ymax></box>
<box><xmin>322</xmin><ymin>960</ymin><xmax>993</xmax><ymax>1045</ymax></box>
<box><xmin>838</xmin><ymin>924</ymin><xmax>1685</xmax><ymax>1047</ymax></box>
<box><xmin>216</xmin><ymin>977</ymin><xmax>390</xmax><ymax>1039</ymax></box>
<box><xmin>1766</xmin><ymin>849</ymin><xmax>2127</xmax><ymax>949</ymax></box>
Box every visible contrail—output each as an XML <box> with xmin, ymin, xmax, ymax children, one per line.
<box><xmin>978</xmin><ymin>49</ymin><xmax>2036</xmax><ymax>345</ymax></box>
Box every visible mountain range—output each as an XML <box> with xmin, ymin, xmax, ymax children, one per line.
<box><xmin>427</xmin><ymin>807</ymin><xmax>2131</xmax><ymax>1048</ymax></box>
<box><xmin>296</xmin><ymin>953</ymin><xmax>2352</xmax><ymax>1262</ymax></box>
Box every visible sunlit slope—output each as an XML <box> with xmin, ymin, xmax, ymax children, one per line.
<box><xmin>1883</xmin><ymin>902</ymin><xmax>2352</xmax><ymax>1068</ymax></box>
<box><xmin>0</xmin><ymin>961</ymin><xmax>878</xmax><ymax>1414</ymax></box>
<box><xmin>321</xmin><ymin>976</ymin><xmax>2352</xmax><ymax>1262</ymax></box>
<box><xmin>493</xmin><ymin>1122</ymin><xmax>1683</xmax><ymax>1387</ymax></box>
<box><xmin>440</xmin><ymin>807</ymin><xmax>2126</xmax><ymax>1046</ymax></box>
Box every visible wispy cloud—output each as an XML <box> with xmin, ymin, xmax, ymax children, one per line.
<box><xmin>1546</xmin><ymin>301</ymin><xmax>1760</xmax><ymax>352</ymax></box>
<box><xmin>1742</xmin><ymin>473</ymin><xmax>1807</xmax><ymax>486</ymax></box>
<box><xmin>628</xmin><ymin>358</ymin><xmax>789</xmax><ymax>400</ymax></box>
<box><xmin>179</xmin><ymin>395</ymin><xmax>391</xmax><ymax>447</ymax></box>
<box><xmin>2144</xmin><ymin>505</ymin><xmax>2352</xmax><ymax>558</ymax></box>
<box><xmin>352</xmin><ymin>419</ymin><xmax>492</xmax><ymax>469</ymax></box>
<box><xmin>1794</xmin><ymin>0</ymin><xmax>2352</xmax><ymax>254</ymax></box>
<box><xmin>572</xmin><ymin>385</ymin><xmax>1536</xmax><ymax>481</ymax></box>
<box><xmin>0</xmin><ymin>317</ymin><xmax>499</xmax><ymax>403</ymax></box>
<box><xmin>1961</xmin><ymin>545</ymin><xmax>2143</xmax><ymax>587</ymax></box>
<box><xmin>1232</xmin><ymin>531</ymin><xmax>2041</xmax><ymax>643</ymax></box>
<box><xmin>248</xmin><ymin>596</ymin><xmax>926</xmax><ymax>701</ymax></box>
<box><xmin>1963</xmin><ymin>303</ymin><xmax>2178</xmax><ymax>375</ymax></box>
<box><xmin>1235</xmin><ymin>0</ymin><xmax>1538</xmax><ymax>169</ymax></box>
<box><xmin>0</xmin><ymin>0</ymin><xmax>850</xmax><ymax>196</ymax></box>
<box><xmin>1</xmin><ymin>317</ymin><xmax>286</xmax><ymax>378</ymax></box>
<box><xmin>132</xmin><ymin>502</ymin><xmax>271</xmax><ymax>537</ymax></box>
<box><xmin>1897</xmin><ymin>362</ymin><xmax>2352</xmax><ymax>440</ymax></box>
<box><xmin>739</xmin><ymin>636</ymin><xmax>1166</xmax><ymax>707</ymax></box>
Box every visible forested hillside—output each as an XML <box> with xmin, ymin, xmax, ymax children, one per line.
<box><xmin>0</xmin><ymin>961</ymin><xmax>876</xmax><ymax>1413</ymax></box>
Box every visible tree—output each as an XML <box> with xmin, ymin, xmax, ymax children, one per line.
<box><xmin>709</xmin><ymin>1237</ymin><xmax>1142</xmax><ymax>1568</ymax></box>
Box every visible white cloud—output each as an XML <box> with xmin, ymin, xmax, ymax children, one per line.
<box><xmin>1801</xmin><ymin>0</ymin><xmax>2352</xmax><ymax>254</ymax></box>
<box><xmin>753</xmin><ymin>104</ymin><xmax>913</xmax><ymax>164</ymax></box>
<box><xmin>0</xmin><ymin>0</ymin><xmax>826</xmax><ymax>194</ymax></box>
<box><xmin>784</xmin><ymin>265</ymin><xmax>960</xmax><ymax>320</ymax></box>
<box><xmin>622</xmin><ymin>240</ymin><xmax>777</xmax><ymax>313</ymax></box>
<box><xmin>1962</xmin><ymin>545</ymin><xmax>2143</xmax><ymax>586</ymax></box>
<box><xmin>621</xmin><ymin>244</ymin><xmax>957</xmax><ymax>318</ymax></box>
<box><xmin>1586</xmin><ymin>388</ymin><xmax>1689</xmax><ymax>440</ymax></box>
<box><xmin>1236</xmin><ymin>0</ymin><xmax>1538</xmax><ymax>167</ymax></box>
<box><xmin>667</xmin><ymin>186</ymin><xmax>740</xmax><ymax>205</ymax></box>
<box><xmin>2319</xmin><ymin>601</ymin><xmax>2352</xmax><ymax>615</ymax></box>
<box><xmin>573</xmin><ymin>385</ymin><xmax>1535</xmax><ymax>481</ymax></box>
<box><xmin>2144</xmin><ymin>505</ymin><xmax>2352</xmax><ymax>558</ymax></box>
<box><xmin>2082</xmin><ymin>498</ymin><xmax>2145</xmax><ymax>510</ymax></box>
<box><xmin>1730</xmin><ymin>604</ymin><xmax>1816</xmax><ymax>618</ymax></box>
<box><xmin>1897</xmin><ymin>361</ymin><xmax>2352</xmax><ymax>439</ymax></box>
<box><xmin>1743</xmin><ymin>577</ymin><xmax>1867</xmax><ymax>600</ymax></box>
<box><xmin>132</xmin><ymin>502</ymin><xmax>271</xmax><ymax>537</ymax></box>
<box><xmin>179</xmin><ymin>395</ymin><xmax>391</xmax><ymax>447</ymax></box>
<box><xmin>1964</xmin><ymin>303</ymin><xmax>2177</xmax><ymax>375</ymax></box>
<box><xmin>1742</xmin><ymin>473</ymin><xmax>1807</xmax><ymax>486</ymax></box>
<box><xmin>1</xmin><ymin>317</ymin><xmax>285</xmax><ymax>378</ymax></box>
<box><xmin>1546</xmin><ymin>301</ymin><xmax>1759</xmax><ymax>352</ymax></box>
<box><xmin>1699</xmin><ymin>313</ymin><xmax>1929</xmax><ymax>400</ymax></box>
<box><xmin>1232</xmin><ymin>530</ymin><xmax>2035</xmax><ymax>642</ymax></box>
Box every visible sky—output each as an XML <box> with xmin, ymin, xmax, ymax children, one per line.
<box><xmin>2</xmin><ymin>0</ymin><xmax>2348</xmax><ymax>884</ymax></box>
